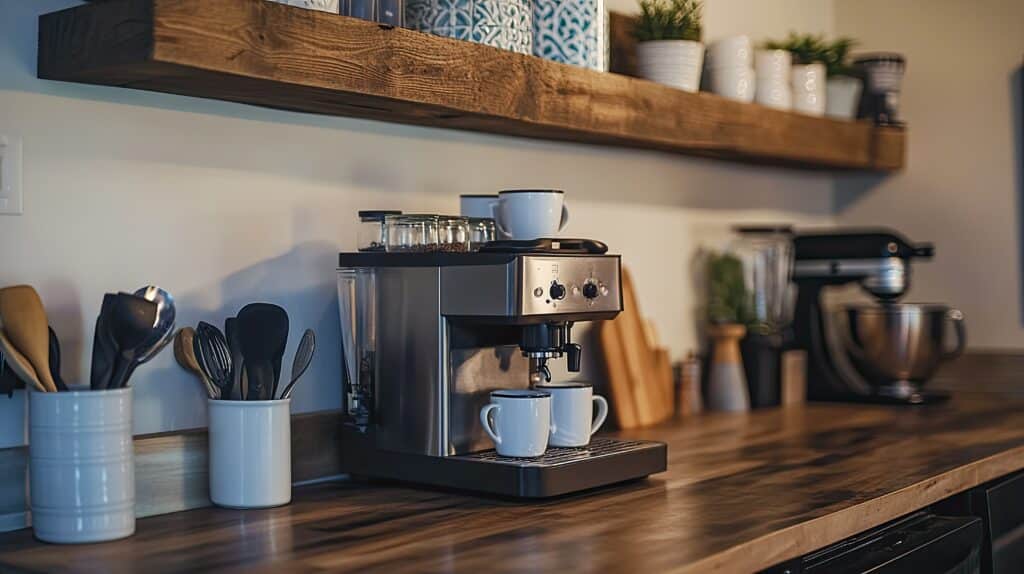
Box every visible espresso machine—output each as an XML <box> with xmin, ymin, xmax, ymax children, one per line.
<box><xmin>791</xmin><ymin>229</ymin><xmax>946</xmax><ymax>404</ymax></box>
<box><xmin>336</xmin><ymin>240</ymin><xmax>667</xmax><ymax>498</ymax></box>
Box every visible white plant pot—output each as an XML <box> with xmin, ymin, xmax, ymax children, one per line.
<box><xmin>754</xmin><ymin>49</ymin><xmax>791</xmax><ymax>85</ymax></box>
<box><xmin>791</xmin><ymin>63</ymin><xmax>826</xmax><ymax>116</ymax></box>
<box><xmin>637</xmin><ymin>40</ymin><xmax>705</xmax><ymax>93</ymax></box>
<box><xmin>825</xmin><ymin>76</ymin><xmax>863</xmax><ymax>120</ymax></box>
<box><xmin>706</xmin><ymin>35</ymin><xmax>752</xmax><ymax>70</ymax></box>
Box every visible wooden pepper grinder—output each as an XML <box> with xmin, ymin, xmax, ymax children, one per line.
<box><xmin>706</xmin><ymin>324</ymin><xmax>750</xmax><ymax>412</ymax></box>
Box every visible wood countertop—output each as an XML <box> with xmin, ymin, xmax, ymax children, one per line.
<box><xmin>3</xmin><ymin>395</ymin><xmax>1024</xmax><ymax>573</ymax></box>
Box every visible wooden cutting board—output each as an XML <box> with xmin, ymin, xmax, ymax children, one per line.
<box><xmin>600</xmin><ymin>268</ymin><xmax>673</xmax><ymax>429</ymax></box>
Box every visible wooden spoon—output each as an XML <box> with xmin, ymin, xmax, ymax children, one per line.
<box><xmin>0</xmin><ymin>329</ymin><xmax>45</xmax><ymax>392</ymax></box>
<box><xmin>173</xmin><ymin>328</ymin><xmax>218</xmax><ymax>399</ymax></box>
<box><xmin>0</xmin><ymin>285</ymin><xmax>57</xmax><ymax>392</ymax></box>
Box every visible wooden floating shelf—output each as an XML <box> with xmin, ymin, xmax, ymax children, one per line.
<box><xmin>39</xmin><ymin>0</ymin><xmax>905</xmax><ymax>171</ymax></box>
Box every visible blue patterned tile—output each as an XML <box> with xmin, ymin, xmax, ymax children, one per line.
<box><xmin>406</xmin><ymin>0</ymin><xmax>532</xmax><ymax>54</ymax></box>
<box><xmin>532</xmin><ymin>0</ymin><xmax>606</xmax><ymax>70</ymax></box>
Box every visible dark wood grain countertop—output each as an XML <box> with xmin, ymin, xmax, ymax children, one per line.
<box><xmin>3</xmin><ymin>394</ymin><xmax>1024</xmax><ymax>573</ymax></box>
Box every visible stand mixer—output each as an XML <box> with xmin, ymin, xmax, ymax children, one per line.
<box><xmin>791</xmin><ymin>229</ymin><xmax>964</xmax><ymax>404</ymax></box>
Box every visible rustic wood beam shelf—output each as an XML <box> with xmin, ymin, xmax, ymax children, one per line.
<box><xmin>39</xmin><ymin>0</ymin><xmax>905</xmax><ymax>170</ymax></box>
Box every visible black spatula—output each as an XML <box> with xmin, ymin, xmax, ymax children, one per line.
<box><xmin>236</xmin><ymin>303</ymin><xmax>288</xmax><ymax>401</ymax></box>
<box><xmin>90</xmin><ymin>294</ymin><xmax>119</xmax><ymax>390</ymax></box>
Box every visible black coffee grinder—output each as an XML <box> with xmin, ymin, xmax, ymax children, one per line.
<box><xmin>791</xmin><ymin>229</ymin><xmax>939</xmax><ymax>404</ymax></box>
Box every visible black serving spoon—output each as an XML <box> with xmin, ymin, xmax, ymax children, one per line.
<box><xmin>236</xmin><ymin>303</ymin><xmax>288</xmax><ymax>401</ymax></box>
<box><xmin>90</xmin><ymin>294</ymin><xmax>119</xmax><ymax>390</ymax></box>
<box><xmin>105</xmin><ymin>293</ymin><xmax>158</xmax><ymax>389</ymax></box>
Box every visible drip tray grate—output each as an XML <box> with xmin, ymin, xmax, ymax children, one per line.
<box><xmin>454</xmin><ymin>438</ymin><xmax>654</xmax><ymax>467</ymax></box>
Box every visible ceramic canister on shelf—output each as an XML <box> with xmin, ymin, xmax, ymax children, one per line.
<box><xmin>406</xmin><ymin>0</ymin><xmax>532</xmax><ymax>54</ymax></box>
<box><xmin>532</xmin><ymin>0</ymin><xmax>607</xmax><ymax>71</ymax></box>
<box><xmin>29</xmin><ymin>388</ymin><xmax>135</xmax><ymax>544</ymax></box>
<box><xmin>208</xmin><ymin>398</ymin><xmax>292</xmax><ymax>509</ymax></box>
<box><xmin>266</xmin><ymin>0</ymin><xmax>340</xmax><ymax>13</ymax></box>
<box><xmin>791</xmin><ymin>62</ymin><xmax>826</xmax><ymax>116</ymax></box>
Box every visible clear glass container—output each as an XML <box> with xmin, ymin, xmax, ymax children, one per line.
<box><xmin>384</xmin><ymin>214</ymin><xmax>439</xmax><ymax>252</ymax></box>
<box><xmin>728</xmin><ymin>226</ymin><xmax>795</xmax><ymax>335</ymax></box>
<box><xmin>438</xmin><ymin>216</ymin><xmax>471</xmax><ymax>253</ymax></box>
<box><xmin>357</xmin><ymin>210</ymin><xmax>400</xmax><ymax>252</ymax></box>
<box><xmin>467</xmin><ymin>217</ymin><xmax>497</xmax><ymax>251</ymax></box>
<box><xmin>337</xmin><ymin>268</ymin><xmax>376</xmax><ymax>427</ymax></box>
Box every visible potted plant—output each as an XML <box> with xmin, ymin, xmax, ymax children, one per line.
<box><xmin>822</xmin><ymin>38</ymin><xmax>863</xmax><ymax>120</ymax></box>
<box><xmin>633</xmin><ymin>0</ymin><xmax>704</xmax><ymax>93</ymax></box>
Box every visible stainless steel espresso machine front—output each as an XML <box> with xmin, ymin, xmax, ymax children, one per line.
<box><xmin>336</xmin><ymin>243</ymin><xmax>667</xmax><ymax>498</ymax></box>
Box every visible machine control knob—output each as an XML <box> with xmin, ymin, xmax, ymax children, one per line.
<box><xmin>582</xmin><ymin>282</ymin><xmax>600</xmax><ymax>299</ymax></box>
<box><xmin>549</xmin><ymin>282</ymin><xmax>567</xmax><ymax>300</ymax></box>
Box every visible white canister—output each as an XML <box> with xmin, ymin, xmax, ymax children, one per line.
<box><xmin>754</xmin><ymin>49</ymin><xmax>791</xmax><ymax>85</ymax></box>
<box><xmin>208</xmin><ymin>399</ymin><xmax>292</xmax><ymax>509</ymax></box>
<box><xmin>791</xmin><ymin>63</ymin><xmax>826</xmax><ymax>116</ymax></box>
<box><xmin>710</xmin><ymin>67</ymin><xmax>755</xmax><ymax>103</ymax></box>
<box><xmin>706</xmin><ymin>35</ymin><xmax>752</xmax><ymax>70</ymax></box>
<box><xmin>29</xmin><ymin>388</ymin><xmax>135</xmax><ymax>544</ymax></box>
<box><xmin>636</xmin><ymin>40</ymin><xmax>705</xmax><ymax>93</ymax></box>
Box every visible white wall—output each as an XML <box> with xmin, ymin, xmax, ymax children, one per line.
<box><xmin>833</xmin><ymin>0</ymin><xmax>1024</xmax><ymax>349</ymax></box>
<box><xmin>0</xmin><ymin>0</ymin><xmax>837</xmax><ymax>446</ymax></box>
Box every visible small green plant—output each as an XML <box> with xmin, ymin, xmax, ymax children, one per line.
<box><xmin>706</xmin><ymin>252</ymin><xmax>752</xmax><ymax>325</ymax></box>
<box><xmin>634</xmin><ymin>0</ymin><xmax>703</xmax><ymax>43</ymax></box>
<box><xmin>763</xmin><ymin>33</ymin><xmax>858</xmax><ymax>76</ymax></box>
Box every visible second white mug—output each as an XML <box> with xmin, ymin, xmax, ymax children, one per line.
<box><xmin>492</xmin><ymin>189</ymin><xmax>569</xmax><ymax>240</ymax></box>
<box><xmin>535</xmin><ymin>382</ymin><xmax>608</xmax><ymax>447</ymax></box>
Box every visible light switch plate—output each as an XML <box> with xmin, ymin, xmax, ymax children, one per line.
<box><xmin>0</xmin><ymin>135</ymin><xmax>23</xmax><ymax>215</ymax></box>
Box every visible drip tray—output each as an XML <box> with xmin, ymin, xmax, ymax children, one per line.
<box><xmin>340</xmin><ymin>437</ymin><xmax>667</xmax><ymax>498</ymax></box>
<box><xmin>455</xmin><ymin>438</ymin><xmax>654</xmax><ymax>467</ymax></box>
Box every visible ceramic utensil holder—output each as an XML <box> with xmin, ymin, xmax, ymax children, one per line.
<box><xmin>208</xmin><ymin>399</ymin><xmax>292</xmax><ymax>509</ymax></box>
<box><xmin>29</xmin><ymin>387</ymin><xmax>135</xmax><ymax>544</ymax></box>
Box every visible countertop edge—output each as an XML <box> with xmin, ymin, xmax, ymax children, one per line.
<box><xmin>680</xmin><ymin>443</ymin><xmax>1024</xmax><ymax>573</ymax></box>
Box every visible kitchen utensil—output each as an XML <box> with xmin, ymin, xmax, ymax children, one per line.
<box><xmin>479</xmin><ymin>390</ymin><xmax>553</xmax><ymax>458</ymax></box>
<box><xmin>533</xmin><ymin>382</ymin><xmax>608</xmax><ymax>448</ymax></box>
<box><xmin>194</xmin><ymin>321</ymin><xmax>232</xmax><ymax>400</ymax></box>
<box><xmin>173</xmin><ymin>328</ymin><xmax>219</xmax><ymax>399</ymax></box>
<box><xmin>0</xmin><ymin>329</ymin><xmax>45</xmax><ymax>392</ymax></box>
<box><xmin>642</xmin><ymin>317</ymin><xmax>675</xmax><ymax>422</ymax></box>
<box><xmin>237</xmin><ymin>303</ymin><xmax>289</xmax><ymax>401</ymax></box>
<box><xmin>835</xmin><ymin>303</ymin><xmax>966</xmax><ymax>398</ymax></box>
<box><xmin>133</xmin><ymin>285</ymin><xmax>176</xmax><ymax>364</ymax></box>
<box><xmin>0</xmin><ymin>347</ymin><xmax>16</xmax><ymax>397</ymax></box>
<box><xmin>106</xmin><ymin>293</ymin><xmax>159</xmax><ymax>389</ymax></box>
<box><xmin>225</xmin><ymin>317</ymin><xmax>245</xmax><ymax>400</ymax></box>
<box><xmin>280</xmin><ymin>329</ymin><xmax>315</xmax><ymax>400</ymax></box>
<box><xmin>208</xmin><ymin>398</ymin><xmax>292</xmax><ymax>508</ymax></box>
<box><xmin>706</xmin><ymin>324</ymin><xmax>750</xmax><ymax>412</ymax></box>
<box><xmin>90</xmin><ymin>294</ymin><xmax>118</xmax><ymax>390</ymax></box>
<box><xmin>492</xmin><ymin>190</ymin><xmax>570</xmax><ymax>240</ymax></box>
<box><xmin>0</xmin><ymin>285</ymin><xmax>58</xmax><ymax>392</ymax></box>
<box><xmin>48</xmin><ymin>327</ymin><xmax>67</xmax><ymax>391</ymax></box>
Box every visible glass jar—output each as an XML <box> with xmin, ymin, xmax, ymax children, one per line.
<box><xmin>357</xmin><ymin>210</ymin><xmax>401</xmax><ymax>252</ymax></box>
<box><xmin>437</xmin><ymin>216</ymin><xmax>471</xmax><ymax>253</ymax></box>
<box><xmin>467</xmin><ymin>217</ymin><xmax>496</xmax><ymax>250</ymax></box>
<box><xmin>384</xmin><ymin>214</ymin><xmax>439</xmax><ymax>252</ymax></box>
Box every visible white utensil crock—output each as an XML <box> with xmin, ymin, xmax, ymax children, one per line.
<box><xmin>29</xmin><ymin>387</ymin><xmax>135</xmax><ymax>544</ymax></box>
<box><xmin>636</xmin><ymin>40</ymin><xmax>705</xmax><ymax>93</ymax></box>
<box><xmin>208</xmin><ymin>398</ymin><xmax>292</xmax><ymax>509</ymax></box>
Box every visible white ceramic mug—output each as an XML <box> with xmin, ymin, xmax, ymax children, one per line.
<box><xmin>29</xmin><ymin>387</ymin><xmax>135</xmax><ymax>544</ymax></box>
<box><xmin>480</xmin><ymin>389</ymin><xmax>553</xmax><ymax>457</ymax></box>
<box><xmin>535</xmin><ymin>382</ymin><xmax>608</xmax><ymax>448</ymax></box>
<box><xmin>492</xmin><ymin>189</ymin><xmax>570</xmax><ymax>240</ymax></box>
<box><xmin>208</xmin><ymin>398</ymin><xmax>292</xmax><ymax>509</ymax></box>
<box><xmin>459</xmin><ymin>194</ymin><xmax>498</xmax><ymax>219</ymax></box>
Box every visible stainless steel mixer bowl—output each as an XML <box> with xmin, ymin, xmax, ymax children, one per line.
<box><xmin>833</xmin><ymin>304</ymin><xmax>966</xmax><ymax>393</ymax></box>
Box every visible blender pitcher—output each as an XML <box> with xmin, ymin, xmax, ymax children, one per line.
<box><xmin>337</xmin><ymin>268</ymin><xmax>377</xmax><ymax>429</ymax></box>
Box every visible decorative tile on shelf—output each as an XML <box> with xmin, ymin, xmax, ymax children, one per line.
<box><xmin>406</xmin><ymin>0</ymin><xmax>532</xmax><ymax>54</ymax></box>
<box><xmin>533</xmin><ymin>0</ymin><xmax>607</xmax><ymax>71</ymax></box>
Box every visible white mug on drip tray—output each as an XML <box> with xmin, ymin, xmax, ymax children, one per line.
<box><xmin>480</xmin><ymin>389</ymin><xmax>554</xmax><ymax>457</ymax></box>
<box><xmin>491</xmin><ymin>189</ymin><xmax>570</xmax><ymax>240</ymax></box>
<box><xmin>535</xmin><ymin>382</ymin><xmax>608</xmax><ymax>447</ymax></box>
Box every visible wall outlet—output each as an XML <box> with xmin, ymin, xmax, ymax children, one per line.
<box><xmin>0</xmin><ymin>135</ymin><xmax>23</xmax><ymax>215</ymax></box>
